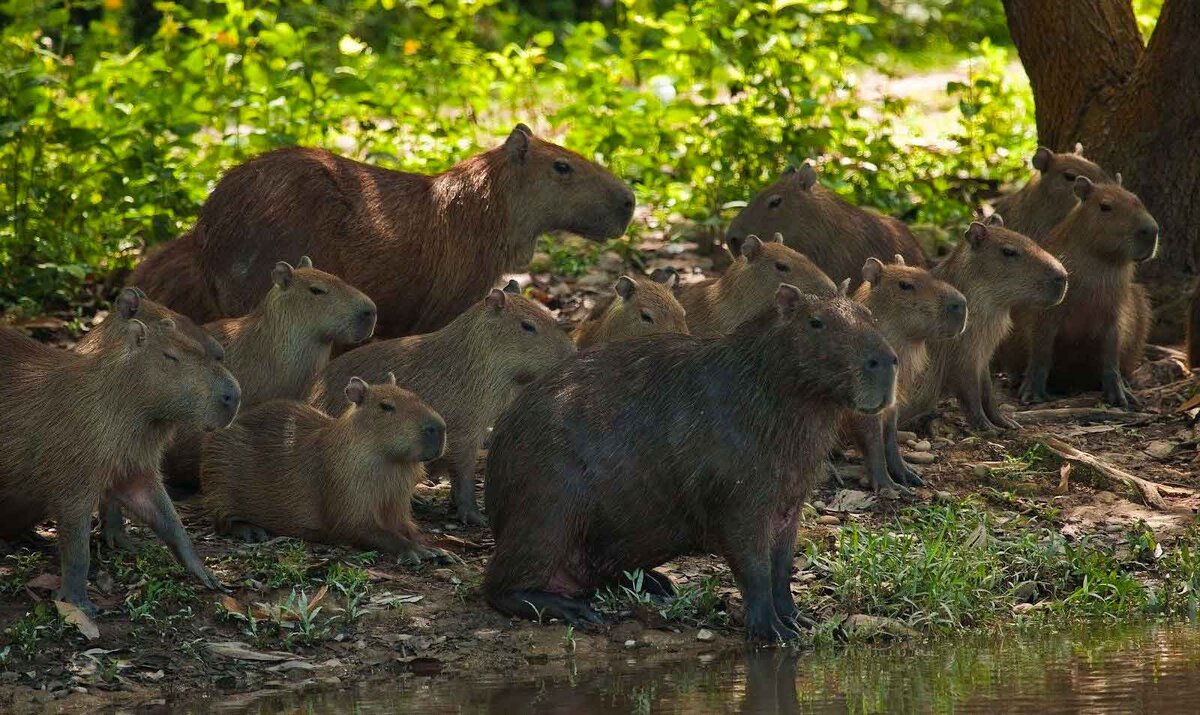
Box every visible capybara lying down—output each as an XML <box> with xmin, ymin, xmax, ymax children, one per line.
<box><xmin>132</xmin><ymin>124</ymin><xmax>635</xmax><ymax>336</ymax></box>
<box><xmin>483</xmin><ymin>285</ymin><xmax>897</xmax><ymax>642</ymax></box>
<box><xmin>725</xmin><ymin>163</ymin><xmax>926</xmax><ymax>288</ymax></box>
<box><xmin>202</xmin><ymin>374</ymin><xmax>448</xmax><ymax>563</ymax></box>
<box><xmin>0</xmin><ymin>319</ymin><xmax>240</xmax><ymax>614</ymax></box>
<box><xmin>991</xmin><ymin>144</ymin><xmax>1113</xmax><ymax>244</ymax></box>
<box><xmin>572</xmin><ymin>271</ymin><xmax>688</xmax><ymax>348</ymax></box>
<box><xmin>310</xmin><ymin>282</ymin><xmax>575</xmax><ymax>526</ymax></box>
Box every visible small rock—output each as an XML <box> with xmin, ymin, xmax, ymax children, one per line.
<box><xmin>812</xmin><ymin>501</ymin><xmax>826</xmax><ymax>511</ymax></box>
<box><xmin>906</xmin><ymin>451</ymin><xmax>936</xmax><ymax>465</ymax></box>
<box><xmin>623</xmin><ymin>639</ymin><xmax>637</xmax><ymax>649</ymax></box>
<box><xmin>897</xmin><ymin>431</ymin><xmax>918</xmax><ymax>443</ymax></box>
<box><xmin>843</xmin><ymin>614</ymin><xmax>917</xmax><ymax>639</ymax></box>
<box><xmin>1012</xmin><ymin>602</ymin><xmax>1037</xmax><ymax>615</ymax></box>
<box><xmin>911</xmin><ymin>440</ymin><xmax>932</xmax><ymax>452</ymax></box>
<box><xmin>931</xmin><ymin>438</ymin><xmax>954</xmax><ymax>450</ymax></box>
<box><xmin>817</xmin><ymin>515</ymin><xmax>841</xmax><ymax>526</ymax></box>
<box><xmin>1146</xmin><ymin>441</ymin><xmax>1175</xmax><ymax>460</ymax></box>
<box><xmin>973</xmin><ymin>464</ymin><xmax>989</xmax><ymax>478</ymax></box>
<box><xmin>597</xmin><ymin>251</ymin><xmax>625</xmax><ymax>272</ymax></box>
<box><xmin>934</xmin><ymin>490</ymin><xmax>954</xmax><ymax>502</ymax></box>
<box><xmin>1095</xmin><ymin>491</ymin><xmax>1117</xmax><ymax>504</ymax></box>
<box><xmin>696</xmin><ymin>629</ymin><xmax>715</xmax><ymax>642</ymax></box>
<box><xmin>828</xmin><ymin>489</ymin><xmax>876</xmax><ymax>513</ymax></box>
<box><xmin>1012</xmin><ymin>581</ymin><xmax>1038</xmax><ymax>603</ymax></box>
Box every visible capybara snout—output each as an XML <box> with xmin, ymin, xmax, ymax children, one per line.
<box><xmin>1133</xmin><ymin>218</ymin><xmax>1160</xmax><ymax>261</ymax></box>
<box><xmin>138</xmin><ymin>318</ymin><xmax>242</xmax><ymax>430</ymax></box>
<box><xmin>858</xmin><ymin>346</ymin><xmax>899</xmax><ymax>414</ymax></box>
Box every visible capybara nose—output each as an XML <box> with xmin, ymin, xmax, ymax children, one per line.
<box><xmin>420</xmin><ymin>420</ymin><xmax>446</xmax><ymax>461</ymax></box>
<box><xmin>1134</xmin><ymin>221</ymin><xmax>1160</xmax><ymax>260</ymax></box>
<box><xmin>220</xmin><ymin>382</ymin><xmax>241</xmax><ymax>410</ymax></box>
<box><xmin>947</xmin><ymin>298</ymin><xmax>966</xmax><ymax>316</ymax></box>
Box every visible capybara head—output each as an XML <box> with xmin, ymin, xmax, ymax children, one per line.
<box><xmin>725</xmin><ymin>164</ymin><xmax>824</xmax><ymax>250</ymax></box>
<box><xmin>342</xmin><ymin>373</ymin><xmax>446</xmax><ymax>463</ymax></box>
<box><xmin>476</xmin><ymin>280</ymin><xmax>577</xmax><ymax>385</ymax></box>
<box><xmin>1027</xmin><ymin>144</ymin><xmax>1112</xmax><ymax>213</ymax></box>
<box><xmin>858</xmin><ymin>255</ymin><xmax>967</xmax><ymax>340</ymax></box>
<box><xmin>961</xmin><ymin>216</ymin><xmax>1068</xmax><ymax>308</ymax></box>
<box><xmin>735</xmin><ymin>233</ymin><xmax>838</xmax><ymax>297</ymax></box>
<box><xmin>601</xmin><ymin>272</ymin><xmax>689</xmax><ymax>343</ymax></box>
<box><xmin>268</xmin><ymin>257</ymin><xmax>377</xmax><ymax>344</ymax></box>
<box><xmin>1068</xmin><ymin>176</ymin><xmax>1160</xmax><ymax>263</ymax></box>
<box><xmin>123</xmin><ymin>318</ymin><xmax>241</xmax><ymax>430</ymax></box>
<box><xmin>503</xmin><ymin>124</ymin><xmax>635</xmax><ymax>242</ymax></box>
<box><xmin>79</xmin><ymin>287</ymin><xmax>225</xmax><ymax>360</ymax></box>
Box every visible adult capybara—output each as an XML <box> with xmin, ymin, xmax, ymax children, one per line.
<box><xmin>310</xmin><ymin>282</ymin><xmax>574</xmax><ymax>525</ymax></box>
<box><xmin>725</xmin><ymin>163</ymin><xmax>927</xmax><ymax>287</ymax></box>
<box><xmin>677</xmin><ymin>233</ymin><xmax>838</xmax><ymax>336</ymax></box>
<box><xmin>483</xmin><ymin>285</ymin><xmax>898</xmax><ymax>642</ymax></box>
<box><xmin>901</xmin><ymin>217</ymin><xmax>1067</xmax><ymax>432</ymax></box>
<box><xmin>131</xmin><ymin>124</ymin><xmax>635</xmax><ymax>336</ymax></box>
<box><xmin>203</xmin><ymin>374</ymin><xmax>448</xmax><ymax>563</ymax></box>
<box><xmin>843</xmin><ymin>256</ymin><xmax>966</xmax><ymax>490</ymax></box>
<box><xmin>572</xmin><ymin>271</ymin><xmax>688</xmax><ymax>348</ymax></box>
<box><xmin>992</xmin><ymin>144</ymin><xmax>1113</xmax><ymax>244</ymax></box>
<box><xmin>1001</xmin><ymin>177</ymin><xmax>1157</xmax><ymax>408</ymax></box>
<box><xmin>0</xmin><ymin>319</ymin><xmax>239</xmax><ymax>614</ymax></box>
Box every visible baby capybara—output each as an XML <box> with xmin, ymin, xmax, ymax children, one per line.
<box><xmin>901</xmin><ymin>216</ymin><xmax>1067</xmax><ymax>432</ymax></box>
<box><xmin>992</xmin><ymin>144</ymin><xmax>1113</xmax><ymax>244</ymax></box>
<box><xmin>0</xmin><ymin>319</ymin><xmax>240</xmax><ymax>614</ymax></box>
<box><xmin>203</xmin><ymin>374</ymin><xmax>448</xmax><ymax>562</ymax></box>
<box><xmin>572</xmin><ymin>271</ymin><xmax>688</xmax><ymax>348</ymax></box>
<box><xmin>483</xmin><ymin>285</ymin><xmax>898</xmax><ymax>642</ymax></box>
<box><xmin>725</xmin><ymin>163</ymin><xmax>927</xmax><ymax>287</ymax></box>
<box><xmin>1002</xmin><ymin>177</ymin><xmax>1157</xmax><ymax>408</ymax></box>
<box><xmin>310</xmin><ymin>282</ymin><xmax>575</xmax><ymax>525</ymax></box>
<box><xmin>132</xmin><ymin>124</ymin><xmax>635</xmax><ymax>336</ymax></box>
<box><xmin>843</xmin><ymin>256</ymin><xmax>966</xmax><ymax>490</ymax></box>
<box><xmin>677</xmin><ymin>233</ymin><xmax>837</xmax><ymax>336</ymax></box>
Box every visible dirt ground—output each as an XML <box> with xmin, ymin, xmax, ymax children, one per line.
<box><xmin>1</xmin><ymin>233</ymin><xmax>1198</xmax><ymax>714</ymax></box>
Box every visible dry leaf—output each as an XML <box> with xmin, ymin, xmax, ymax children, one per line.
<box><xmin>205</xmin><ymin>641</ymin><xmax>295</xmax><ymax>662</ymax></box>
<box><xmin>26</xmin><ymin>573</ymin><xmax>60</xmax><ymax>590</ymax></box>
<box><xmin>1056</xmin><ymin>463</ymin><xmax>1072</xmax><ymax>495</ymax></box>
<box><xmin>54</xmin><ymin>600</ymin><xmax>100</xmax><ymax>640</ymax></box>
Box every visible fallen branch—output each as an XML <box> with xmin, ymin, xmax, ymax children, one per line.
<box><xmin>1014</xmin><ymin>408</ymin><xmax>1153</xmax><ymax>424</ymax></box>
<box><xmin>1038</xmin><ymin>436</ymin><xmax>1193</xmax><ymax>511</ymax></box>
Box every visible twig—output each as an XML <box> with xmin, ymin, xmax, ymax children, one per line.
<box><xmin>1038</xmin><ymin>436</ymin><xmax>1193</xmax><ymax>511</ymax></box>
<box><xmin>1014</xmin><ymin>408</ymin><xmax>1153</xmax><ymax>424</ymax></box>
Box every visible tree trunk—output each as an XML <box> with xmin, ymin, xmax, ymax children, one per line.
<box><xmin>1003</xmin><ymin>0</ymin><xmax>1200</xmax><ymax>341</ymax></box>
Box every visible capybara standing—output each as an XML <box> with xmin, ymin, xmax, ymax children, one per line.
<box><xmin>677</xmin><ymin>233</ymin><xmax>837</xmax><ymax>336</ymax></box>
<box><xmin>843</xmin><ymin>256</ymin><xmax>966</xmax><ymax>490</ymax></box>
<box><xmin>131</xmin><ymin>124</ymin><xmax>635</xmax><ymax>336</ymax></box>
<box><xmin>572</xmin><ymin>272</ymin><xmax>688</xmax><ymax>348</ymax></box>
<box><xmin>1002</xmin><ymin>177</ymin><xmax>1157</xmax><ymax>407</ymax></box>
<box><xmin>310</xmin><ymin>283</ymin><xmax>575</xmax><ymax>525</ymax></box>
<box><xmin>725</xmin><ymin>163</ymin><xmax>926</xmax><ymax>287</ymax></box>
<box><xmin>0</xmin><ymin>320</ymin><xmax>240</xmax><ymax>614</ymax></box>
<box><xmin>203</xmin><ymin>375</ymin><xmax>448</xmax><ymax>562</ymax></box>
<box><xmin>901</xmin><ymin>217</ymin><xmax>1068</xmax><ymax>432</ymax></box>
<box><xmin>483</xmin><ymin>285</ymin><xmax>898</xmax><ymax>642</ymax></box>
<box><xmin>992</xmin><ymin>144</ymin><xmax>1113</xmax><ymax>244</ymax></box>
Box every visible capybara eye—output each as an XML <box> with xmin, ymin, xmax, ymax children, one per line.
<box><xmin>767</xmin><ymin>195</ymin><xmax>782</xmax><ymax>209</ymax></box>
<box><xmin>162</xmin><ymin>351</ymin><xmax>179</xmax><ymax>363</ymax></box>
<box><xmin>380</xmin><ymin>402</ymin><xmax>395</xmax><ymax>413</ymax></box>
<box><xmin>808</xmin><ymin>317</ymin><xmax>824</xmax><ymax>329</ymax></box>
<box><xmin>640</xmin><ymin>310</ymin><xmax>654</xmax><ymax>324</ymax></box>
<box><xmin>1063</xmin><ymin>172</ymin><xmax>1077</xmax><ymax>182</ymax></box>
<box><xmin>774</xmin><ymin>261</ymin><xmax>790</xmax><ymax>273</ymax></box>
<box><xmin>899</xmin><ymin>281</ymin><xmax>915</xmax><ymax>291</ymax></box>
<box><xmin>520</xmin><ymin>320</ymin><xmax>538</xmax><ymax>334</ymax></box>
<box><xmin>553</xmin><ymin>160</ymin><xmax>572</xmax><ymax>175</ymax></box>
<box><xmin>1100</xmin><ymin>202</ymin><xmax>1113</xmax><ymax>213</ymax></box>
<box><xmin>1002</xmin><ymin>247</ymin><xmax>1019</xmax><ymax>258</ymax></box>
<box><xmin>309</xmin><ymin>286</ymin><xmax>328</xmax><ymax>296</ymax></box>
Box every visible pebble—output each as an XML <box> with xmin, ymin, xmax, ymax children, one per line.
<box><xmin>934</xmin><ymin>490</ymin><xmax>954</xmax><ymax>502</ymax></box>
<box><xmin>906</xmin><ymin>451</ymin><xmax>936</xmax><ymax>464</ymax></box>
<box><xmin>931</xmin><ymin>438</ymin><xmax>954</xmax><ymax>450</ymax></box>
<box><xmin>812</xmin><ymin>501</ymin><xmax>826</xmax><ymax>511</ymax></box>
<box><xmin>696</xmin><ymin>629</ymin><xmax>715</xmax><ymax>642</ymax></box>
<box><xmin>1145</xmin><ymin>441</ymin><xmax>1175</xmax><ymax>460</ymax></box>
<box><xmin>623</xmin><ymin>639</ymin><xmax>637</xmax><ymax>649</ymax></box>
<box><xmin>897</xmin><ymin>431</ymin><xmax>918</xmax><ymax>443</ymax></box>
<box><xmin>911</xmin><ymin>440</ymin><xmax>931</xmax><ymax>452</ymax></box>
<box><xmin>817</xmin><ymin>515</ymin><xmax>841</xmax><ymax>525</ymax></box>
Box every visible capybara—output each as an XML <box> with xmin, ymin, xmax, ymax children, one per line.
<box><xmin>992</xmin><ymin>144</ymin><xmax>1113</xmax><ymax>244</ymax></box>
<box><xmin>310</xmin><ymin>282</ymin><xmax>575</xmax><ymax>525</ymax></box>
<box><xmin>843</xmin><ymin>256</ymin><xmax>966</xmax><ymax>490</ymax></box>
<box><xmin>483</xmin><ymin>285</ymin><xmax>898</xmax><ymax>642</ymax></box>
<box><xmin>677</xmin><ymin>233</ymin><xmax>838</xmax><ymax>336</ymax></box>
<box><xmin>725</xmin><ymin>163</ymin><xmax>927</xmax><ymax>287</ymax></box>
<box><xmin>1001</xmin><ymin>177</ymin><xmax>1157</xmax><ymax>408</ymax></box>
<box><xmin>1188</xmin><ymin>277</ymin><xmax>1200</xmax><ymax>369</ymax></box>
<box><xmin>0</xmin><ymin>319</ymin><xmax>240</xmax><ymax>614</ymax></box>
<box><xmin>131</xmin><ymin>124</ymin><xmax>635</xmax><ymax>336</ymax></box>
<box><xmin>572</xmin><ymin>271</ymin><xmax>688</xmax><ymax>348</ymax></box>
<box><xmin>901</xmin><ymin>216</ymin><xmax>1068</xmax><ymax>432</ymax></box>
<box><xmin>203</xmin><ymin>374</ymin><xmax>448</xmax><ymax>562</ymax></box>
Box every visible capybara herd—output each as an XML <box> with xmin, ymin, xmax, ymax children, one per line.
<box><xmin>0</xmin><ymin>127</ymin><xmax>1171</xmax><ymax>642</ymax></box>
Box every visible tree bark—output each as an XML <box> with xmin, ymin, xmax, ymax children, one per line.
<box><xmin>1003</xmin><ymin>0</ymin><xmax>1200</xmax><ymax>341</ymax></box>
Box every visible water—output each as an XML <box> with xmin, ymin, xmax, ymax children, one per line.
<box><xmin>166</xmin><ymin>624</ymin><xmax>1200</xmax><ymax>714</ymax></box>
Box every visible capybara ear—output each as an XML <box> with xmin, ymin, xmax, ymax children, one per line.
<box><xmin>1073</xmin><ymin>175</ymin><xmax>1095</xmax><ymax>201</ymax></box>
<box><xmin>775</xmin><ymin>283</ymin><xmax>804</xmax><ymax>317</ymax></box>
<box><xmin>984</xmin><ymin>213</ymin><xmax>1004</xmax><ymax>227</ymax></box>
<box><xmin>385</xmin><ymin>371</ymin><xmax>397</xmax><ymax>386</ymax></box>
<box><xmin>298</xmin><ymin>255</ymin><xmax>314</xmax><ymax>269</ymax></box>
<box><xmin>965</xmin><ymin>222</ymin><xmax>989</xmax><ymax>247</ymax></box>
<box><xmin>1073</xmin><ymin>142</ymin><xmax>1084</xmax><ymax>156</ymax></box>
<box><xmin>506</xmin><ymin>124</ymin><xmax>531</xmax><ymax>164</ymax></box>
<box><xmin>345</xmin><ymin>377</ymin><xmax>368</xmax><ymax>405</ymax></box>
<box><xmin>114</xmin><ymin>287</ymin><xmax>142</xmax><ymax>320</ymax></box>
<box><xmin>502</xmin><ymin>279</ymin><xmax>521</xmax><ymax>294</ymax></box>
<box><xmin>650</xmin><ymin>267</ymin><xmax>679</xmax><ymax>289</ymax></box>
<box><xmin>767</xmin><ymin>232</ymin><xmax>783</xmax><ymax>244</ymax></box>
<box><xmin>741</xmin><ymin>235</ymin><xmax>764</xmax><ymax>260</ymax></box>
<box><xmin>893</xmin><ymin>253</ymin><xmax>906</xmax><ymax>266</ymax></box>
<box><xmin>1032</xmin><ymin>147</ymin><xmax>1052</xmax><ymax>172</ymax></box>
<box><xmin>615</xmin><ymin>275</ymin><xmax>637</xmax><ymax>301</ymax></box>
<box><xmin>131</xmin><ymin>286</ymin><xmax>147</xmax><ymax>298</ymax></box>
<box><xmin>485</xmin><ymin>288</ymin><xmax>507</xmax><ymax>311</ymax></box>
<box><xmin>726</xmin><ymin>235</ymin><xmax>745</xmax><ymax>256</ymax></box>
<box><xmin>127</xmin><ymin>319</ymin><xmax>149</xmax><ymax>349</ymax></box>
<box><xmin>837</xmin><ymin>277</ymin><xmax>851</xmax><ymax>296</ymax></box>
<box><xmin>862</xmin><ymin>258</ymin><xmax>884</xmax><ymax>286</ymax></box>
<box><xmin>796</xmin><ymin>163</ymin><xmax>818</xmax><ymax>191</ymax></box>
<box><xmin>158</xmin><ymin>317</ymin><xmax>177</xmax><ymax>332</ymax></box>
<box><xmin>272</xmin><ymin>261</ymin><xmax>295</xmax><ymax>290</ymax></box>
<box><xmin>1115</xmin><ymin>171</ymin><xmax>1123</xmax><ymax>186</ymax></box>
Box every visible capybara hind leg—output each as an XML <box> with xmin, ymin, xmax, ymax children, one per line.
<box><xmin>980</xmin><ymin>369</ymin><xmax>1020</xmax><ymax>430</ymax></box>
<box><xmin>769</xmin><ymin>511</ymin><xmax>811</xmax><ymax>631</ymax></box>
<box><xmin>224</xmin><ymin>520</ymin><xmax>272</xmax><ymax>543</ymax></box>
<box><xmin>883</xmin><ymin>411</ymin><xmax>923</xmax><ymax>487</ymax></box>
<box><xmin>724</xmin><ymin>527</ymin><xmax>799</xmax><ymax>644</ymax></box>
<box><xmin>488</xmin><ymin>590</ymin><xmax>606</xmax><ymax>627</ymax></box>
<box><xmin>115</xmin><ymin>478</ymin><xmax>220</xmax><ymax>591</ymax></box>
<box><xmin>1018</xmin><ymin>321</ymin><xmax>1058</xmax><ymax>406</ymax></box>
<box><xmin>855</xmin><ymin>414</ymin><xmax>901</xmax><ymax>492</ymax></box>
<box><xmin>98</xmin><ymin>498</ymin><xmax>136</xmax><ymax>551</ymax></box>
<box><xmin>951</xmin><ymin>370</ymin><xmax>999</xmax><ymax>433</ymax></box>
<box><xmin>56</xmin><ymin>504</ymin><xmax>98</xmax><ymax>616</ymax></box>
<box><xmin>450</xmin><ymin>447</ymin><xmax>486</xmax><ymax>526</ymax></box>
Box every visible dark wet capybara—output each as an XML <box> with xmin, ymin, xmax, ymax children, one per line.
<box><xmin>131</xmin><ymin>124</ymin><xmax>635</xmax><ymax>336</ymax></box>
<box><xmin>991</xmin><ymin>144</ymin><xmax>1114</xmax><ymax>244</ymax></box>
<box><xmin>0</xmin><ymin>319</ymin><xmax>240</xmax><ymax>615</ymax></box>
<box><xmin>483</xmin><ymin>284</ymin><xmax>898</xmax><ymax>643</ymax></box>
<box><xmin>725</xmin><ymin>163</ymin><xmax>927</xmax><ymax>288</ymax></box>
<box><xmin>572</xmin><ymin>271</ymin><xmax>688</xmax><ymax>348</ymax></box>
<box><xmin>203</xmin><ymin>374</ymin><xmax>448</xmax><ymax>563</ymax></box>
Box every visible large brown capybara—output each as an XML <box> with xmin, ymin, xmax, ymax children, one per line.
<box><xmin>483</xmin><ymin>284</ymin><xmax>898</xmax><ymax>642</ymax></box>
<box><xmin>724</xmin><ymin>163</ymin><xmax>927</xmax><ymax>288</ymax></box>
<box><xmin>131</xmin><ymin>124</ymin><xmax>636</xmax><ymax>336</ymax></box>
<box><xmin>843</xmin><ymin>255</ymin><xmax>966</xmax><ymax>491</ymax></box>
<box><xmin>677</xmin><ymin>233</ymin><xmax>837</xmax><ymax>336</ymax></box>
<box><xmin>202</xmin><ymin>374</ymin><xmax>448</xmax><ymax>563</ymax></box>
<box><xmin>572</xmin><ymin>271</ymin><xmax>688</xmax><ymax>349</ymax></box>
<box><xmin>1002</xmin><ymin>177</ymin><xmax>1158</xmax><ymax>408</ymax></box>
<box><xmin>901</xmin><ymin>217</ymin><xmax>1067</xmax><ymax>432</ymax></box>
<box><xmin>0</xmin><ymin>319</ymin><xmax>240</xmax><ymax>614</ymax></box>
<box><xmin>991</xmin><ymin>144</ymin><xmax>1113</xmax><ymax>244</ymax></box>
<box><xmin>309</xmin><ymin>282</ymin><xmax>574</xmax><ymax>526</ymax></box>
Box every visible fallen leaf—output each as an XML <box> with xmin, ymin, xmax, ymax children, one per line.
<box><xmin>54</xmin><ymin>600</ymin><xmax>99</xmax><ymax>640</ymax></box>
<box><xmin>1056</xmin><ymin>463</ymin><xmax>1072</xmax><ymax>495</ymax></box>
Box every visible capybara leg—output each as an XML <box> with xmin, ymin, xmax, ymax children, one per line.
<box><xmin>857</xmin><ymin>414</ymin><xmax>901</xmax><ymax>492</ymax></box>
<box><xmin>98</xmin><ymin>498</ymin><xmax>136</xmax><ymax>552</ymax></box>
<box><xmin>823</xmin><ymin>460</ymin><xmax>844</xmax><ymax>487</ymax></box>
<box><xmin>724</xmin><ymin>531</ymin><xmax>799</xmax><ymax>644</ymax></box>
<box><xmin>115</xmin><ymin>479</ymin><xmax>220</xmax><ymax>591</ymax></box>
<box><xmin>769</xmin><ymin>511</ymin><xmax>810</xmax><ymax>630</ymax></box>
<box><xmin>980</xmin><ymin>369</ymin><xmax>1020</xmax><ymax>430</ymax></box>
<box><xmin>487</xmin><ymin>590</ymin><xmax>606</xmax><ymax>628</ymax></box>
<box><xmin>744</xmin><ymin>650</ymin><xmax>802</xmax><ymax>712</ymax></box>
<box><xmin>1100</xmin><ymin>325</ymin><xmax>1137</xmax><ymax>409</ymax></box>
<box><xmin>354</xmin><ymin>528</ymin><xmax>452</xmax><ymax>567</ymax></box>
<box><xmin>883</xmin><ymin>411</ymin><xmax>923</xmax><ymax>487</ymax></box>
<box><xmin>450</xmin><ymin>447</ymin><xmax>486</xmax><ymax>526</ymax></box>
<box><xmin>1018</xmin><ymin>322</ymin><xmax>1059</xmax><ymax>405</ymax></box>
<box><xmin>952</xmin><ymin>370</ymin><xmax>999</xmax><ymax>433</ymax></box>
<box><xmin>56</xmin><ymin>505</ymin><xmax>97</xmax><ymax>616</ymax></box>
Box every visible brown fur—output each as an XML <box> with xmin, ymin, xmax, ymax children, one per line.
<box><xmin>678</xmin><ymin>233</ymin><xmax>837</xmax><ymax>336</ymax></box>
<box><xmin>76</xmin><ymin>287</ymin><xmax>224</xmax><ymax>359</ymax></box>
<box><xmin>902</xmin><ymin>217</ymin><xmax>1068</xmax><ymax>432</ymax></box>
<box><xmin>131</xmin><ymin>124</ymin><xmax>635</xmax><ymax>336</ymax></box>
<box><xmin>573</xmin><ymin>272</ymin><xmax>688</xmax><ymax>348</ymax></box>
<box><xmin>202</xmin><ymin>375</ymin><xmax>447</xmax><ymax>561</ymax></box>
<box><xmin>725</xmin><ymin>164</ymin><xmax>927</xmax><ymax>287</ymax></box>
<box><xmin>992</xmin><ymin>144</ymin><xmax>1113</xmax><ymax>244</ymax></box>
<box><xmin>309</xmin><ymin>285</ymin><xmax>575</xmax><ymax>525</ymax></box>
<box><xmin>1188</xmin><ymin>277</ymin><xmax>1200</xmax><ymax>369</ymax></box>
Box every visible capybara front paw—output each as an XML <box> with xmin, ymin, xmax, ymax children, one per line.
<box><xmin>58</xmin><ymin>589</ymin><xmax>99</xmax><ymax>617</ymax></box>
<box><xmin>745</xmin><ymin>613</ymin><xmax>801</xmax><ymax>644</ymax></box>
<box><xmin>1018</xmin><ymin>380</ymin><xmax>1049</xmax><ymax>405</ymax></box>
<box><xmin>893</xmin><ymin>464</ymin><xmax>925</xmax><ymax>487</ymax></box>
<box><xmin>101</xmin><ymin>526</ymin><xmax>137</xmax><ymax>553</ymax></box>
<box><xmin>455</xmin><ymin>507</ymin><xmax>488</xmax><ymax>527</ymax></box>
<box><xmin>994</xmin><ymin>413</ymin><xmax>1022</xmax><ymax>430</ymax></box>
<box><xmin>195</xmin><ymin>567</ymin><xmax>224</xmax><ymax>592</ymax></box>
